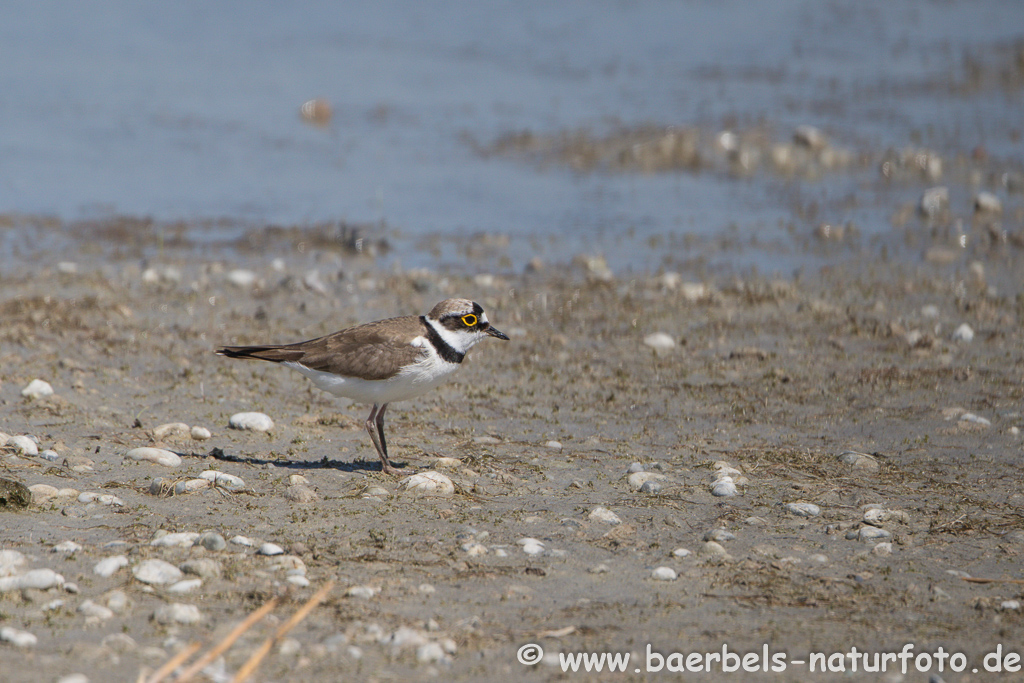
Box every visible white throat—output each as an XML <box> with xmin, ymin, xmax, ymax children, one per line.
<box><xmin>424</xmin><ymin>316</ymin><xmax>484</xmax><ymax>355</ymax></box>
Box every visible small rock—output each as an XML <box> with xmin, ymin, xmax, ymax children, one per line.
<box><xmin>400</xmin><ymin>471</ymin><xmax>454</xmax><ymax>496</ymax></box>
<box><xmin>837</xmin><ymin>451</ymin><xmax>880</xmax><ymax>472</ymax></box>
<box><xmin>154</xmin><ymin>603</ymin><xmax>202</xmax><ymax>625</ymax></box>
<box><xmin>700</xmin><ymin>541</ymin><xmax>728</xmax><ymax>557</ymax></box>
<box><xmin>126</xmin><ymin>447</ymin><xmax>182</xmax><ymax>468</ymax></box>
<box><xmin>284</xmin><ymin>484</ymin><xmax>317</xmax><ymax>503</ymax></box>
<box><xmin>57</xmin><ymin>675</ymin><xmax>89</xmax><ymax>683</ymax></box>
<box><xmin>589</xmin><ymin>563</ymin><xmax>610</xmax><ymax>574</ymax></box>
<box><xmin>543</xmin><ymin>440</ymin><xmax>563</xmax><ymax>451</ymax></box>
<box><xmin>462</xmin><ymin>542</ymin><xmax>488</xmax><ymax>557</ymax></box>
<box><xmin>180</xmin><ymin>558</ymin><xmax>222</xmax><ymax>580</ymax></box>
<box><xmin>53</xmin><ymin>540</ymin><xmax>83</xmax><ymax>554</ymax></box>
<box><xmin>345</xmin><ymin>585</ymin><xmax>378</xmax><ymax>599</ymax></box>
<box><xmin>77</xmin><ymin>491</ymin><xmax>124</xmax><ymax>506</ymax></box>
<box><xmin>920</xmin><ymin>186</ymin><xmax>949</xmax><ymax>218</ymax></box>
<box><xmin>200</xmin><ymin>470</ymin><xmax>246</xmax><ymax>490</ymax></box>
<box><xmin>417</xmin><ymin>641</ymin><xmax>449</xmax><ymax>664</ymax></box>
<box><xmin>106</xmin><ymin>590</ymin><xmax>130</xmax><ymax>614</ymax></box>
<box><xmin>640</xmin><ymin>480</ymin><xmax>664</xmax><ymax>494</ymax></box>
<box><xmin>643</xmin><ymin>332</ymin><xmax>676</xmax><ymax>352</ymax></box>
<box><xmin>226</xmin><ymin>269</ymin><xmax>258</xmax><ymax>287</ymax></box>
<box><xmin>854</xmin><ymin>526</ymin><xmax>892</xmax><ymax>542</ymax></box>
<box><xmin>651</xmin><ymin>566</ymin><xmax>678</xmax><ymax>581</ymax></box>
<box><xmin>167</xmin><ymin>578</ymin><xmax>202</xmax><ymax>594</ymax></box>
<box><xmin>190</xmin><ymin>426</ymin><xmax>212</xmax><ymax>440</ymax></box>
<box><xmin>197</xmin><ymin>532</ymin><xmax>226</xmax><ymax>552</ymax></box>
<box><xmin>8</xmin><ymin>435</ymin><xmax>39</xmax><ymax>457</ymax></box>
<box><xmin>152</xmin><ymin>422</ymin><xmax>190</xmax><ymax>440</ymax></box>
<box><xmin>473</xmin><ymin>436</ymin><xmax>500</xmax><ymax>445</ymax></box>
<box><xmin>794</xmin><ymin>125</ymin><xmax>827</xmax><ymax>150</ymax></box>
<box><xmin>229</xmin><ymin>412</ymin><xmax>275</xmax><ymax>432</ymax></box>
<box><xmin>133</xmin><ymin>559</ymin><xmax>183</xmax><ymax>585</ymax></box>
<box><xmin>78</xmin><ymin>600</ymin><xmax>115</xmax><ymax>620</ymax></box>
<box><xmin>94</xmin><ymin>556</ymin><xmax>129</xmax><ymax>578</ymax></box>
<box><xmin>1000</xmin><ymin>600</ymin><xmax>1021</xmax><ymax>611</ymax></box>
<box><xmin>974</xmin><ymin>191</ymin><xmax>1002</xmax><ymax>214</ymax></box>
<box><xmin>626</xmin><ymin>471</ymin><xmax>666</xmax><ymax>491</ymax></box>
<box><xmin>21</xmin><ymin>379</ymin><xmax>54</xmax><ymax>399</ymax></box>
<box><xmin>951</xmin><ymin>323</ymin><xmax>974</xmax><ymax>343</ymax></box>
<box><xmin>173</xmin><ymin>479</ymin><xmax>212</xmax><ymax>495</ymax></box>
<box><xmin>258</xmin><ymin>543</ymin><xmax>285</xmax><ymax>556</ymax></box>
<box><xmin>672</xmin><ymin>548</ymin><xmax>691</xmax><ymax>558</ymax></box>
<box><xmin>588</xmin><ymin>506</ymin><xmax>622</xmax><ymax>525</ymax></box>
<box><xmin>0</xmin><ymin>626</ymin><xmax>37</xmax><ymax>647</ymax></box>
<box><xmin>230</xmin><ymin>535</ymin><xmax>256</xmax><ymax>547</ymax></box>
<box><xmin>704</xmin><ymin>529</ymin><xmax>736</xmax><ymax>542</ymax></box>
<box><xmin>711</xmin><ymin>480</ymin><xmax>738</xmax><ymax>497</ymax></box>
<box><xmin>784</xmin><ymin>502</ymin><xmax>821</xmax><ymax>518</ymax></box>
<box><xmin>518</xmin><ymin>538</ymin><xmax>545</xmax><ymax>556</ymax></box>
<box><xmin>871</xmin><ymin>542</ymin><xmax>893</xmax><ymax>556</ymax></box>
<box><xmin>151</xmin><ymin>531</ymin><xmax>200</xmax><ymax>548</ymax></box>
<box><xmin>0</xmin><ymin>568</ymin><xmax>64</xmax><ymax>591</ymax></box>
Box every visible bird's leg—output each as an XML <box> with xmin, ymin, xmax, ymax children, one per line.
<box><xmin>375</xmin><ymin>403</ymin><xmax>396</xmax><ymax>474</ymax></box>
<box><xmin>365</xmin><ymin>403</ymin><xmax>397</xmax><ymax>474</ymax></box>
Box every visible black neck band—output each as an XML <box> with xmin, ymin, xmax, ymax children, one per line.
<box><xmin>422</xmin><ymin>316</ymin><xmax>465</xmax><ymax>364</ymax></box>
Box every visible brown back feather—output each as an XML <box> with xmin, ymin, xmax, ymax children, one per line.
<box><xmin>216</xmin><ymin>316</ymin><xmax>426</xmax><ymax>381</ymax></box>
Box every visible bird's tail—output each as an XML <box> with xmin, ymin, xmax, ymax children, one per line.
<box><xmin>215</xmin><ymin>345</ymin><xmax>304</xmax><ymax>364</ymax></box>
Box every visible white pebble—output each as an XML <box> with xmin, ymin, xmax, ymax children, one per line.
<box><xmin>1000</xmin><ymin>600</ymin><xmax>1021</xmax><ymax>611</ymax></box>
<box><xmin>400</xmin><ymin>471</ymin><xmax>454</xmax><ymax>496</ymax></box>
<box><xmin>671</xmin><ymin>548</ymin><xmax>691</xmax><ymax>558</ymax></box>
<box><xmin>837</xmin><ymin>451</ymin><xmax>880</xmax><ymax>471</ymax></box>
<box><xmin>93</xmin><ymin>556</ymin><xmax>129</xmax><ymax>578</ymax></box>
<box><xmin>226</xmin><ymin>269</ymin><xmax>258</xmax><ymax>287</ymax></box>
<box><xmin>651</xmin><ymin>566</ymin><xmax>678</xmax><ymax>581</ymax></box>
<box><xmin>21</xmin><ymin>379</ymin><xmax>54</xmax><ymax>399</ymax></box>
<box><xmin>1</xmin><ymin>550</ymin><xmax>27</xmax><ymax>575</ymax></box>
<box><xmin>230</xmin><ymin>535</ymin><xmax>256</xmax><ymax>547</ymax></box>
<box><xmin>520</xmin><ymin>540</ymin><xmax>545</xmax><ymax>556</ymax></box>
<box><xmin>133</xmin><ymin>559</ymin><xmax>183</xmax><ymax>585</ymax></box>
<box><xmin>588</xmin><ymin>506</ymin><xmax>622</xmax><ymax>525</ymax></box>
<box><xmin>959</xmin><ymin>412</ymin><xmax>991</xmax><ymax>427</ymax></box>
<box><xmin>627</xmin><ymin>471</ymin><xmax>666</xmax><ymax>491</ymax></box>
<box><xmin>9</xmin><ymin>435</ymin><xmax>38</xmax><ymax>456</ymax></box>
<box><xmin>543</xmin><ymin>440</ymin><xmax>563</xmax><ymax>451</ymax></box>
<box><xmin>285</xmin><ymin>484</ymin><xmax>318</xmax><ymax>503</ymax></box>
<box><xmin>643</xmin><ymin>332</ymin><xmax>676</xmax><ymax>351</ymax></box>
<box><xmin>106</xmin><ymin>591</ymin><xmax>130</xmax><ymax>614</ymax></box>
<box><xmin>57</xmin><ymin>675</ymin><xmax>88</xmax><ymax>683</ymax></box>
<box><xmin>473</xmin><ymin>435</ymin><xmax>500</xmax><ymax>445</ymax></box>
<box><xmin>871</xmin><ymin>542</ymin><xmax>893</xmax><ymax>556</ymax></box>
<box><xmin>417</xmin><ymin>641</ymin><xmax>449</xmax><ymax>664</ymax></box>
<box><xmin>951</xmin><ymin>323</ymin><xmax>975</xmax><ymax>343</ymax></box>
<box><xmin>152</xmin><ymin>422</ymin><xmax>190</xmax><ymax>440</ymax></box>
<box><xmin>190</xmin><ymin>426</ymin><xmax>212</xmax><ymax>440</ymax></box>
<box><xmin>700</xmin><ymin>541</ymin><xmax>728</xmax><ymax>557</ymax></box>
<box><xmin>0</xmin><ymin>626</ymin><xmax>37</xmax><ymax>647</ymax></box>
<box><xmin>229</xmin><ymin>412</ymin><xmax>275</xmax><ymax>432</ymax></box>
<box><xmin>150</xmin><ymin>532</ymin><xmax>200</xmax><ymax>548</ymax></box>
<box><xmin>975</xmin><ymin>191</ymin><xmax>1002</xmax><ymax>214</ymax></box>
<box><xmin>39</xmin><ymin>449</ymin><xmax>60</xmax><ymax>461</ymax></box>
<box><xmin>167</xmin><ymin>578</ymin><xmax>203</xmax><ymax>594</ymax></box>
<box><xmin>174</xmin><ymin>479</ymin><xmax>212</xmax><ymax>495</ymax></box>
<box><xmin>857</xmin><ymin>526</ymin><xmax>892</xmax><ymax>542</ymax></box>
<box><xmin>462</xmin><ymin>542</ymin><xmax>488</xmax><ymax>557</ymax></box>
<box><xmin>126</xmin><ymin>447</ymin><xmax>181</xmax><ymax>467</ymax></box>
<box><xmin>77</xmin><ymin>492</ymin><xmax>124</xmax><ymax>506</ymax></box>
<box><xmin>784</xmin><ymin>502</ymin><xmax>821</xmax><ymax>517</ymax></box>
<box><xmin>53</xmin><ymin>540</ymin><xmax>82</xmax><ymax>554</ymax></box>
<box><xmin>258</xmin><ymin>542</ymin><xmax>285</xmax><ymax>556</ymax></box>
<box><xmin>287</xmin><ymin>575</ymin><xmax>311</xmax><ymax>587</ymax></box>
<box><xmin>287</xmin><ymin>474</ymin><xmax>310</xmax><ymax>485</ymax></box>
<box><xmin>154</xmin><ymin>603</ymin><xmax>202</xmax><ymax>625</ymax></box>
<box><xmin>78</xmin><ymin>600</ymin><xmax>114</xmax><ymax>620</ymax></box>
<box><xmin>346</xmin><ymin>585</ymin><xmax>379</xmax><ymax>599</ymax></box>
<box><xmin>7</xmin><ymin>568</ymin><xmax>64</xmax><ymax>591</ymax></box>
<box><xmin>711</xmin><ymin>481</ymin><xmax>738</xmax><ymax>497</ymax></box>
<box><xmin>199</xmin><ymin>470</ymin><xmax>246</xmax><ymax>490</ymax></box>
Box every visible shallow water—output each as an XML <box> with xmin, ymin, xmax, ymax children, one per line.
<box><xmin>2</xmin><ymin>1</ymin><xmax>1022</xmax><ymax>272</ymax></box>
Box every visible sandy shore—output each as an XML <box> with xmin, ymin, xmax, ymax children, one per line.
<box><xmin>0</xmin><ymin>222</ymin><xmax>1022</xmax><ymax>682</ymax></box>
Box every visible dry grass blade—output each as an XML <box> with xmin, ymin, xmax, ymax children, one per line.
<box><xmin>172</xmin><ymin>596</ymin><xmax>281</xmax><ymax>683</ymax></box>
<box><xmin>231</xmin><ymin>581</ymin><xmax>335</xmax><ymax>683</ymax></box>
<box><xmin>961</xmin><ymin>577</ymin><xmax>1024</xmax><ymax>585</ymax></box>
<box><xmin>145</xmin><ymin>641</ymin><xmax>202</xmax><ymax>683</ymax></box>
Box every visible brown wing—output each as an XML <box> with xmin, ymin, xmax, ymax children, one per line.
<box><xmin>216</xmin><ymin>316</ymin><xmax>426</xmax><ymax>381</ymax></box>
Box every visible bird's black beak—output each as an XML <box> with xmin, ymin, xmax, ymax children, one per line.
<box><xmin>486</xmin><ymin>326</ymin><xmax>510</xmax><ymax>341</ymax></box>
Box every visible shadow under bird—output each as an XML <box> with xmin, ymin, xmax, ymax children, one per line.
<box><xmin>216</xmin><ymin>298</ymin><xmax>509</xmax><ymax>474</ymax></box>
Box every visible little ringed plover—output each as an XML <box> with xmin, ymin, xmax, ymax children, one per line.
<box><xmin>216</xmin><ymin>298</ymin><xmax>509</xmax><ymax>474</ymax></box>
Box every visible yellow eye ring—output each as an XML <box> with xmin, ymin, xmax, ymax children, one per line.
<box><xmin>461</xmin><ymin>314</ymin><xmax>478</xmax><ymax>327</ymax></box>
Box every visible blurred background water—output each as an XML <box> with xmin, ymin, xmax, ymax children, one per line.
<box><xmin>1</xmin><ymin>0</ymin><xmax>1022</xmax><ymax>272</ymax></box>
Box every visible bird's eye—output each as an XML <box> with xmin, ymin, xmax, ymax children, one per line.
<box><xmin>461</xmin><ymin>314</ymin><xmax>478</xmax><ymax>327</ymax></box>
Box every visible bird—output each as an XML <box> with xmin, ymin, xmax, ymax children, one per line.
<box><xmin>215</xmin><ymin>298</ymin><xmax>509</xmax><ymax>474</ymax></box>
